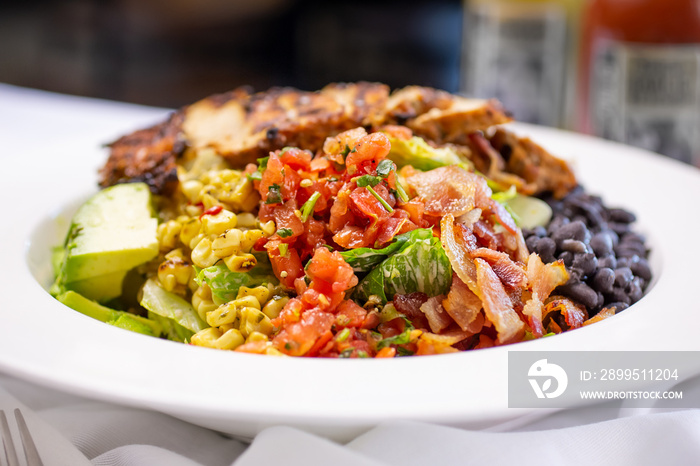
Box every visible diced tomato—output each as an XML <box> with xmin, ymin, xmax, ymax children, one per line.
<box><xmin>350</xmin><ymin>186</ymin><xmax>392</xmax><ymax>220</ymax></box>
<box><xmin>259</xmin><ymin>153</ymin><xmax>285</xmax><ymax>201</ymax></box>
<box><xmin>234</xmin><ymin>340</ymin><xmax>269</xmax><ymax>354</ymax></box>
<box><xmin>273</xmin><ymin>201</ymin><xmax>305</xmax><ymax>239</ymax></box>
<box><xmin>380</xmin><ymin>125</ymin><xmax>413</xmax><ymax>140</ymax></box>
<box><xmin>335</xmin><ymin>300</ymin><xmax>368</xmax><ymax>328</ymax></box>
<box><xmin>333</xmin><ymin>225</ymin><xmax>370</xmax><ymax>249</ymax></box>
<box><xmin>299</xmin><ymin>219</ymin><xmax>327</xmax><ymax>257</ymax></box>
<box><xmin>271</xmin><ymin>297</ymin><xmax>303</xmax><ymax>328</ymax></box>
<box><xmin>305</xmin><ymin>247</ymin><xmax>358</xmax><ymax>293</ymax></box>
<box><xmin>273</xmin><ymin>309</ymin><xmax>335</xmax><ymax>356</ymax></box>
<box><xmin>266</xmin><ymin>239</ymin><xmax>304</xmax><ymax>289</ymax></box>
<box><xmin>279</xmin><ymin>147</ymin><xmax>312</xmax><ymax>171</ymax></box>
<box><xmin>401</xmin><ymin>200</ymin><xmax>425</xmax><ymax>226</ymax></box>
<box><xmin>329</xmin><ymin>188</ymin><xmax>354</xmax><ymax>233</ymax></box>
<box><xmin>346</xmin><ymin>132</ymin><xmax>391</xmax><ymax>169</ymax></box>
<box><xmin>310</xmin><ymin>157</ymin><xmax>331</xmax><ymax>172</ymax></box>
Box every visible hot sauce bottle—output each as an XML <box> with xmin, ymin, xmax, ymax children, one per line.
<box><xmin>577</xmin><ymin>0</ymin><xmax>700</xmax><ymax>165</ymax></box>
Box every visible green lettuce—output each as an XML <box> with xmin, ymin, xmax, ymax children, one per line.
<box><xmin>194</xmin><ymin>254</ymin><xmax>277</xmax><ymax>305</ymax></box>
<box><xmin>339</xmin><ymin>229</ymin><xmax>434</xmax><ymax>273</ymax></box>
<box><xmin>353</xmin><ymin>229</ymin><xmax>452</xmax><ymax>304</ymax></box>
<box><xmin>140</xmin><ymin>278</ymin><xmax>207</xmax><ymax>339</ymax></box>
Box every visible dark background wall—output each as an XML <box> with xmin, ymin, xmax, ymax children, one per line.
<box><xmin>0</xmin><ymin>0</ymin><xmax>462</xmax><ymax>108</ymax></box>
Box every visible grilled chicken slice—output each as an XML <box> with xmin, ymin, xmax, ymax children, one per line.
<box><xmin>99</xmin><ymin>82</ymin><xmax>564</xmax><ymax>197</ymax></box>
<box><xmin>99</xmin><ymin>111</ymin><xmax>184</xmax><ymax>195</ymax></box>
<box><xmin>183</xmin><ymin>82</ymin><xmax>389</xmax><ymax>167</ymax></box>
<box><xmin>488</xmin><ymin>128</ymin><xmax>577</xmax><ymax>199</ymax></box>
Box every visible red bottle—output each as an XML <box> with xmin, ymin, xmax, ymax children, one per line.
<box><xmin>577</xmin><ymin>0</ymin><xmax>700</xmax><ymax>165</ymax></box>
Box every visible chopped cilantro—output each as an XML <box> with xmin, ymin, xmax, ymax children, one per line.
<box><xmin>356</xmin><ymin>174</ymin><xmax>383</xmax><ymax>188</ymax></box>
<box><xmin>277</xmin><ymin>228</ymin><xmax>293</xmax><ymax>238</ymax></box>
<box><xmin>265</xmin><ymin>184</ymin><xmax>283</xmax><ymax>204</ymax></box>
<box><xmin>376</xmin><ymin>328</ymin><xmax>412</xmax><ymax>350</ymax></box>
<box><xmin>339</xmin><ymin>348</ymin><xmax>355</xmax><ymax>358</ymax></box>
<box><xmin>376</xmin><ymin>159</ymin><xmax>395</xmax><ymax>177</ymax></box>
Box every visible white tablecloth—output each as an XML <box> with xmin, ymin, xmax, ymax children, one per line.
<box><xmin>1</xmin><ymin>83</ymin><xmax>698</xmax><ymax>466</ymax></box>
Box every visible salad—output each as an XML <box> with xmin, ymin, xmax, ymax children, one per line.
<box><xmin>51</xmin><ymin>83</ymin><xmax>651</xmax><ymax>358</ymax></box>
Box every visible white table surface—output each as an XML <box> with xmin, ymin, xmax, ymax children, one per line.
<box><xmin>1</xmin><ymin>82</ymin><xmax>699</xmax><ymax>466</ymax></box>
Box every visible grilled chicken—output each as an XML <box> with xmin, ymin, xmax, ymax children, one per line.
<box><xmin>99</xmin><ymin>82</ymin><xmax>573</xmax><ymax>198</ymax></box>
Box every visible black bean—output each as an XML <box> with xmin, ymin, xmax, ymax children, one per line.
<box><xmin>596</xmin><ymin>292</ymin><xmax>605</xmax><ymax>308</ymax></box>
<box><xmin>592</xmin><ymin>267</ymin><xmax>615</xmax><ymax>294</ymax></box>
<box><xmin>608</xmin><ymin>287</ymin><xmax>631</xmax><ymax>305</ymax></box>
<box><xmin>614</xmin><ymin>267</ymin><xmax>634</xmax><ymax>288</ymax></box>
<box><xmin>608</xmin><ymin>208</ymin><xmax>636</xmax><ymax>224</ymax></box>
<box><xmin>616</xmin><ymin>245</ymin><xmax>646</xmax><ymax>258</ymax></box>
<box><xmin>533</xmin><ymin>226</ymin><xmax>547</xmax><ymax>238</ymax></box>
<box><xmin>630</xmin><ymin>258</ymin><xmax>652</xmax><ymax>282</ymax></box>
<box><xmin>628</xmin><ymin>277</ymin><xmax>644</xmax><ymax>303</ymax></box>
<box><xmin>616</xmin><ymin>257</ymin><xmax>631</xmax><ymax>268</ymax></box>
<box><xmin>535</xmin><ymin>237</ymin><xmax>556</xmax><ymax>263</ymax></box>
<box><xmin>572</xmin><ymin>253</ymin><xmax>598</xmax><ymax>278</ymax></box>
<box><xmin>606</xmin><ymin>302</ymin><xmax>630</xmax><ymax>313</ymax></box>
<box><xmin>526</xmin><ymin>235</ymin><xmax>540</xmax><ymax>252</ymax></box>
<box><xmin>598</xmin><ymin>255</ymin><xmax>617</xmax><ymax>269</ymax></box>
<box><xmin>548</xmin><ymin>215</ymin><xmax>570</xmax><ymax>235</ymax></box>
<box><xmin>558</xmin><ymin>251</ymin><xmax>574</xmax><ymax>267</ymax></box>
<box><xmin>608</xmin><ymin>222</ymin><xmax>631</xmax><ymax>235</ymax></box>
<box><xmin>552</xmin><ymin>220</ymin><xmax>590</xmax><ymax>246</ymax></box>
<box><xmin>560</xmin><ymin>239</ymin><xmax>587</xmax><ymax>254</ymax></box>
<box><xmin>590</xmin><ymin>232</ymin><xmax>613</xmax><ymax>257</ymax></box>
<box><xmin>558</xmin><ymin>282</ymin><xmax>599</xmax><ymax>309</ymax></box>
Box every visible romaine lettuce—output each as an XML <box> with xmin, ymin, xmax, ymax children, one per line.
<box><xmin>194</xmin><ymin>254</ymin><xmax>276</xmax><ymax>305</ymax></box>
<box><xmin>387</xmin><ymin>135</ymin><xmax>468</xmax><ymax>171</ymax></box>
<box><xmin>353</xmin><ymin>229</ymin><xmax>452</xmax><ymax>303</ymax></box>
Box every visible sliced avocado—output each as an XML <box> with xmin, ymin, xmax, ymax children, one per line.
<box><xmin>63</xmin><ymin>269</ymin><xmax>129</xmax><ymax>302</ymax></box>
<box><xmin>57</xmin><ymin>290</ymin><xmax>161</xmax><ymax>337</ymax></box>
<box><xmin>58</xmin><ymin>182</ymin><xmax>159</xmax><ymax>301</ymax></box>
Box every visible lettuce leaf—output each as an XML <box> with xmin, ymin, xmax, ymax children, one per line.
<box><xmin>339</xmin><ymin>229</ymin><xmax>434</xmax><ymax>273</ymax></box>
<box><xmin>140</xmin><ymin>278</ymin><xmax>207</xmax><ymax>336</ymax></box>
<box><xmin>353</xmin><ymin>229</ymin><xmax>452</xmax><ymax>304</ymax></box>
<box><xmin>194</xmin><ymin>254</ymin><xmax>277</xmax><ymax>305</ymax></box>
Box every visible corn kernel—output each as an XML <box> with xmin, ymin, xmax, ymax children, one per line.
<box><xmin>224</xmin><ymin>253</ymin><xmax>256</xmax><ymax>272</ymax></box>
<box><xmin>236</xmin><ymin>286</ymin><xmax>270</xmax><ymax>306</ymax></box>
<box><xmin>211</xmin><ymin>229</ymin><xmax>242</xmax><ymax>258</ymax></box>
<box><xmin>207</xmin><ymin>302</ymin><xmax>239</xmax><ymax>327</ymax></box>
<box><xmin>239</xmin><ymin>307</ymin><xmax>273</xmax><ymax>337</ymax></box>
<box><xmin>264</xmin><ymin>346</ymin><xmax>286</xmax><ymax>356</ymax></box>
<box><xmin>239</xmin><ymin>191</ymin><xmax>260</xmax><ymax>212</ymax></box>
<box><xmin>157</xmin><ymin>256</ymin><xmax>192</xmax><ymax>292</ymax></box>
<box><xmin>192</xmin><ymin>285</ymin><xmax>219</xmax><ymax>321</ymax></box>
<box><xmin>191</xmin><ymin>327</ymin><xmax>221</xmax><ymax>348</ymax></box>
<box><xmin>259</xmin><ymin>220</ymin><xmax>276</xmax><ymax>237</ymax></box>
<box><xmin>181</xmin><ymin>180</ymin><xmax>204</xmax><ymax>203</ymax></box>
<box><xmin>236</xmin><ymin>213</ymin><xmax>257</xmax><ymax>228</ymax></box>
<box><xmin>246</xmin><ymin>331</ymin><xmax>269</xmax><ymax>343</ymax></box>
<box><xmin>233</xmin><ymin>294</ymin><xmax>262</xmax><ymax>311</ymax></box>
<box><xmin>300</xmin><ymin>179</ymin><xmax>313</xmax><ymax>188</ymax></box>
<box><xmin>202</xmin><ymin>209</ymin><xmax>237</xmax><ymax>236</ymax></box>
<box><xmin>215</xmin><ymin>328</ymin><xmax>245</xmax><ymax>350</ymax></box>
<box><xmin>185</xmin><ymin>204</ymin><xmax>203</xmax><ymax>217</ymax></box>
<box><xmin>191</xmin><ymin>237</ymin><xmax>219</xmax><ymax>268</ymax></box>
<box><xmin>262</xmin><ymin>296</ymin><xmax>290</xmax><ymax>319</ymax></box>
<box><xmin>240</xmin><ymin>229</ymin><xmax>264</xmax><ymax>252</ymax></box>
<box><xmin>201</xmin><ymin>193</ymin><xmax>221</xmax><ymax>210</ymax></box>
<box><xmin>157</xmin><ymin>220</ymin><xmax>182</xmax><ymax>251</ymax></box>
<box><xmin>179</xmin><ymin>218</ymin><xmax>202</xmax><ymax>246</ymax></box>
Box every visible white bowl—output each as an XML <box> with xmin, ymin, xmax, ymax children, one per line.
<box><xmin>1</xmin><ymin>124</ymin><xmax>699</xmax><ymax>441</ymax></box>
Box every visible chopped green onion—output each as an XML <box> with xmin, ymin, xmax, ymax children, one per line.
<box><xmin>257</xmin><ymin>156</ymin><xmax>270</xmax><ymax>169</ymax></box>
<box><xmin>366</xmin><ymin>185</ymin><xmax>394</xmax><ymax>213</ymax></box>
<box><xmin>335</xmin><ymin>328</ymin><xmax>350</xmax><ymax>342</ymax></box>
<box><xmin>278</xmin><ymin>243</ymin><xmax>289</xmax><ymax>257</ymax></box>
<box><xmin>300</xmin><ymin>192</ymin><xmax>321</xmax><ymax>222</ymax></box>
<box><xmin>394</xmin><ymin>178</ymin><xmax>409</xmax><ymax>203</ymax></box>
<box><xmin>376</xmin><ymin>328</ymin><xmax>412</xmax><ymax>349</ymax></box>
<box><xmin>339</xmin><ymin>348</ymin><xmax>355</xmax><ymax>358</ymax></box>
<box><xmin>276</xmin><ymin>228</ymin><xmax>293</xmax><ymax>238</ymax></box>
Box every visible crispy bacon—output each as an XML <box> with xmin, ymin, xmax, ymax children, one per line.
<box><xmin>474</xmin><ymin>258</ymin><xmax>525</xmax><ymax>344</ymax></box>
<box><xmin>442</xmin><ymin>275</ymin><xmax>482</xmax><ymax>330</ymax></box>
<box><xmin>542</xmin><ymin>297</ymin><xmax>588</xmax><ymax>330</ymax></box>
<box><xmin>522</xmin><ymin>253</ymin><xmax>569</xmax><ymax>337</ymax></box>
<box><xmin>470</xmin><ymin>248</ymin><xmax>527</xmax><ymax>290</ymax></box>
<box><xmin>405</xmin><ymin>165</ymin><xmax>478</xmax><ymax>217</ymax></box>
<box><xmin>440</xmin><ymin>214</ymin><xmax>480</xmax><ymax>297</ymax></box>
<box><xmin>420</xmin><ymin>295</ymin><xmax>453</xmax><ymax>334</ymax></box>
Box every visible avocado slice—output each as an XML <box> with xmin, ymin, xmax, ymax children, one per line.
<box><xmin>57</xmin><ymin>290</ymin><xmax>161</xmax><ymax>337</ymax></box>
<box><xmin>56</xmin><ymin>183</ymin><xmax>159</xmax><ymax>302</ymax></box>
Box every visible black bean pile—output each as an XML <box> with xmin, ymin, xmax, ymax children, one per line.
<box><xmin>523</xmin><ymin>186</ymin><xmax>652</xmax><ymax>316</ymax></box>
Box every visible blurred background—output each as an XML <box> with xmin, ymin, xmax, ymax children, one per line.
<box><xmin>1</xmin><ymin>0</ymin><xmax>698</xmax><ymax>165</ymax></box>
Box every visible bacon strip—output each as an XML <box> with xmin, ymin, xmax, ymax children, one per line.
<box><xmin>470</xmin><ymin>248</ymin><xmax>527</xmax><ymax>290</ymax></box>
<box><xmin>474</xmin><ymin>258</ymin><xmax>525</xmax><ymax>344</ymax></box>
<box><xmin>405</xmin><ymin>166</ymin><xmax>478</xmax><ymax>217</ymax></box>
<box><xmin>522</xmin><ymin>253</ymin><xmax>569</xmax><ymax>337</ymax></box>
<box><xmin>442</xmin><ymin>275</ymin><xmax>482</xmax><ymax>330</ymax></box>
